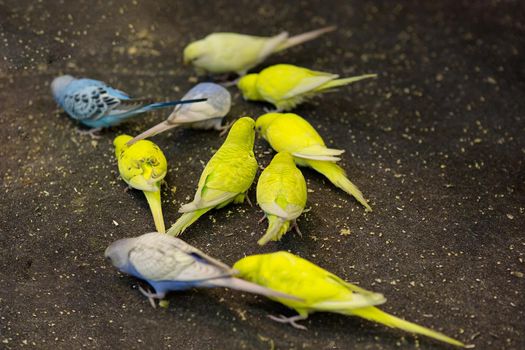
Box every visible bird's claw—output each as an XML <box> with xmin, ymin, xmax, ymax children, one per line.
<box><xmin>258</xmin><ymin>214</ymin><xmax>267</xmax><ymax>224</ymax></box>
<box><xmin>218</xmin><ymin>120</ymin><xmax>234</xmax><ymax>137</ymax></box>
<box><xmin>75</xmin><ymin>127</ymin><xmax>102</xmax><ymax>139</ymax></box>
<box><xmin>268</xmin><ymin>314</ymin><xmax>307</xmax><ymax>330</ymax></box>
<box><xmin>138</xmin><ymin>285</ymin><xmax>165</xmax><ymax>308</ymax></box>
<box><xmin>263</xmin><ymin>107</ymin><xmax>280</xmax><ymax>113</ymax></box>
<box><xmin>292</xmin><ymin>220</ymin><xmax>303</xmax><ymax>237</ymax></box>
<box><xmin>219</xmin><ymin>78</ymin><xmax>239</xmax><ymax>88</ymax></box>
<box><xmin>245</xmin><ymin>194</ymin><xmax>253</xmax><ymax>207</ymax></box>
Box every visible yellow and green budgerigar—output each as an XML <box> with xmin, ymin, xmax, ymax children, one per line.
<box><xmin>256</xmin><ymin>152</ymin><xmax>307</xmax><ymax>245</ymax></box>
<box><xmin>183</xmin><ymin>27</ymin><xmax>335</xmax><ymax>76</ymax></box>
<box><xmin>237</xmin><ymin>64</ymin><xmax>377</xmax><ymax>111</ymax></box>
<box><xmin>166</xmin><ymin>117</ymin><xmax>258</xmax><ymax>236</ymax></box>
<box><xmin>114</xmin><ymin>135</ymin><xmax>168</xmax><ymax>233</ymax></box>
<box><xmin>233</xmin><ymin>252</ymin><xmax>467</xmax><ymax>347</ymax></box>
<box><xmin>256</xmin><ymin>112</ymin><xmax>372</xmax><ymax>211</ymax></box>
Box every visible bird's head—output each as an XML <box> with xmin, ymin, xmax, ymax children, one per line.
<box><xmin>105</xmin><ymin>237</ymin><xmax>138</xmax><ymax>271</ymax></box>
<box><xmin>51</xmin><ymin>75</ymin><xmax>75</xmax><ymax>102</ymax></box>
<box><xmin>232</xmin><ymin>254</ymin><xmax>264</xmax><ymax>282</ymax></box>
<box><xmin>183</xmin><ymin>39</ymin><xmax>206</xmax><ymax>65</ymax></box>
<box><xmin>237</xmin><ymin>74</ymin><xmax>262</xmax><ymax>101</ymax></box>
<box><xmin>224</xmin><ymin>116</ymin><xmax>256</xmax><ymax>149</ymax></box>
<box><xmin>254</xmin><ymin>112</ymin><xmax>282</xmax><ymax>139</ymax></box>
<box><xmin>113</xmin><ymin>134</ymin><xmax>133</xmax><ymax>158</ymax></box>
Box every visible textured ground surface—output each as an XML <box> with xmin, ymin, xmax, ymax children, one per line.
<box><xmin>1</xmin><ymin>0</ymin><xmax>524</xmax><ymax>349</ymax></box>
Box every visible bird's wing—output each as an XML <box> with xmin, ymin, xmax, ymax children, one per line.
<box><xmin>281</xmin><ymin>69</ymin><xmax>338</xmax><ymax>99</ymax></box>
<box><xmin>63</xmin><ymin>85</ymin><xmax>122</xmax><ymax>121</ymax></box>
<box><xmin>260</xmin><ymin>202</ymin><xmax>303</xmax><ymax>220</ymax></box>
<box><xmin>181</xmin><ymin>146</ymin><xmax>257</xmax><ymax>211</ymax></box>
<box><xmin>292</xmin><ymin>145</ymin><xmax>345</xmax><ymax>161</ymax></box>
<box><xmin>129</xmin><ymin>233</ymin><xmax>234</xmax><ymax>282</ymax></box>
<box><xmin>309</xmin><ymin>273</ymin><xmax>386</xmax><ymax>311</ymax></box>
<box><xmin>169</xmin><ymin>97</ymin><xmax>219</xmax><ymax>124</ymax></box>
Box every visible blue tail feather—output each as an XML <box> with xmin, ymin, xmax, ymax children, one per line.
<box><xmin>145</xmin><ymin>98</ymin><xmax>208</xmax><ymax>111</ymax></box>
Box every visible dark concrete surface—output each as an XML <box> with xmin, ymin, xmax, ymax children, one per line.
<box><xmin>1</xmin><ymin>0</ymin><xmax>524</xmax><ymax>349</ymax></box>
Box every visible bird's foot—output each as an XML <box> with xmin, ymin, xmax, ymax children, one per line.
<box><xmin>76</xmin><ymin>127</ymin><xmax>102</xmax><ymax>139</ymax></box>
<box><xmin>219</xmin><ymin>78</ymin><xmax>240</xmax><ymax>88</ymax></box>
<box><xmin>138</xmin><ymin>285</ymin><xmax>165</xmax><ymax>308</ymax></box>
<box><xmin>245</xmin><ymin>194</ymin><xmax>253</xmax><ymax>207</ymax></box>
<box><xmin>218</xmin><ymin>120</ymin><xmax>234</xmax><ymax>137</ymax></box>
<box><xmin>258</xmin><ymin>214</ymin><xmax>267</xmax><ymax>224</ymax></box>
<box><xmin>268</xmin><ymin>314</ymin><xmax>308</xmax><ymax>330</ymax></box>
<box><xmin>292</xmin><ymin>220</ymin><xmax>303</xmax><ymax>237</ymax></box>
<box><xmin>263</xmin><ymin>107</ymin><xmax>280</xmax><ymax>113</ymax></box>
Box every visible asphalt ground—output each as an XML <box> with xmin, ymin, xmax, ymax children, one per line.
<box><xmin>1</xmin><ymin>0</ymin><xmax>524</xmax><ymax>349</ymax></box>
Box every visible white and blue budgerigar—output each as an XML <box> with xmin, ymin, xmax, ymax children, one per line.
<box><xmin>105</xmin><ymin>232</ymin><xmax>301</xmax><ymax>307</ymax></box>
<box><xmin>51</xmin><ymin>75</ymin><xmax>207</xmax><ymax>130</ymax></box>
<box><xmin>127</xmin><ymin>82</ymin><xmax>231</xmax><ymax>145</ymax></box>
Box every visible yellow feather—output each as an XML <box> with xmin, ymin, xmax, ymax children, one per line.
<box><xmin>234</xmin><ymin>252</ymin><xmax>466</xmax><ymax>347</ymax></box>
<box><xmin>238</xmin><ymin>64</ymin><xmax>376</xmax><ymax>111</ymax></box>
<box><xmin>255</xmin><ymin>113</ymin><xmax>372</xmax><ymax>211</ymax></box>
<box><xmin>113</xmin><ymin>134</ymin><xmax>168</xmax><ymax>232</ymax></box>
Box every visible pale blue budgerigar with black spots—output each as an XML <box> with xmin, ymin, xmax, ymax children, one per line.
<box><xmin>105</xmin><ymin>232</ymin><xmax>302</xmax><ymax>308</ymax></box>
<box><xmin>128</xmin><ymin>82</ymin><xmax>232</xmax><ymax>145</ymax></box>
<box><xmin>51</xmin><ymin>75</ymin><xmax>207</xmax><ymax>131</ymax></box>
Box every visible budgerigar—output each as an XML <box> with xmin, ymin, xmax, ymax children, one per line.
<box><xmin>51</xmin><ymin>75</ymin><xmax>206</xmax><ymax>130</ymax></box>
<box><xmin>114</xmin><ymin>135</ymin><xmax>167</xmax><ymax>233</ymax></box>
<box><xmin>128</xmin><ymin>83</ymin><xmax>231</xmax><ymax>145</ymax></box>
<box><xmin>233</xmin><ymin>252</ymin><xmax>466</xmax><ymax>347</ymax></box>
<box><xmin>105</xmin><ymin>233</ymin><xmax>301</xmax><ymax>307</ymax></box>
<box><xmin>183</xmin><ymin>26</ymin><xmax>336</xmax><ymax>76</ymax></box>
<box><xmin>256</xmin><ymin>152</ymin><xmax>307</xmax><ymax>245</ymax></box>
<box><xmin>237</xmin><ymin>64</ymin><xmax>376</xmax><ymax>111</ymax></box>
<box><xmin>256</xmin><ymin>113</ymin><xmax>372</xmax><ymax>211</ymax></box>
<box><xmin>167</xmin><ymin>117</ymin><xmax>258</xmax><ymax>236</ymax></box>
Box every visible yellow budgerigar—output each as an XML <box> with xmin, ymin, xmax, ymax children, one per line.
<box><xmin>256</xmin><ymin>113</ymin><xmax>372</xmax><ymax>211</ymax></box>
<box><xmin>183</xmin><ymin>27</ymin><xmax>336</xmax><ymax>76</ymax></box>
<box><xmin>233</xmin><ymin>252</ymin><xmax>467</xmax><ymax>347</ymax></box>
<box><xmin>166</xmin><ymin>117</ymin><xmax>258</xmax><ymax>236</ymax></box>
<box><xmin>114</xmin><ymin>135</ymin><xmax>168</xmax><ymax>233</ymax></box>
<box><xmin>256</xmin><ymin>152</ymin><xmax>307</xmax><ymax>245</ymax></box>
<box><xmin>237</xmin><ymin>64</ymin><xmax>377</xmax><ymax>111</ymax></box>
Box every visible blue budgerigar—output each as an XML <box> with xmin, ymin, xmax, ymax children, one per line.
<box><xmin>51</xmin><ymin>75</ymin><xmax>207</xmax><ymax>130</ymax></box>
<box><xmin>128</xmin><ymin>82</ymin><xmax>231</xmax><ymax>145</ymax></box>
<box><xmin>105</xmin><ymin>232</ymin><xmax>301</xmax><ymax>307</ymax></box>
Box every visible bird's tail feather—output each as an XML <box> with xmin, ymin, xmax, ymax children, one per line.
<box><xmin>316</xmin><ymin>74</ymin><xmax>377</xmax><ymax>92</ymax></box>
<box><xmin>142</xmin><ymin>98</ymin><xmax>208</xmax><ymax>111</ymax></box>
<box><xmin>276</xmin><ymin>26</ymin><xmax>337</xmax><ymax>52</ymax></box>
<box><xmin>166</xmin><ymin>208</ymin><xmax>211</xmax><ymax>236</ymax></box>
<box><xmin>307</xmin><ymin>160</ymin><xmax>372</xmax><ymax>211</ymax></box>
<box><xmin>143</xmin><ymin>187</ymin><xmax>165</xmax><ymax>233</ymax></box>
<box><xmin>111</xmin><ymin>98</ymin><xmax>208</xmax><ymax>121</ymax></box>
<box><xmin>127</xmin><ymin>121</ymin><xmax>179</xmax><ymax>146</ymax></box>
<box><xmin>349</xmin><ymin>307</ymin><xmax>466</xmax><ymax>347</ymax></box>
<box><xmin>208</xmin><ymin>277</ymin><xmax>303</xmax><ymax>302</ymax></box>
<box><xmin>258</xmin><ymin>215</ymin><xmax>290</xmax><ymax>245</ymax></box>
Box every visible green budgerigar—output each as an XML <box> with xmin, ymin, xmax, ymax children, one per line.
<box><xmin>166</xmin><ymin>117</ymin><xmax>258</xmax><ymax>236</ymax></box>
<box><xmin>256</xmin><ymin>112</ymin><xmax>372</xmax><ymax>211</ymax></box>
<box><xmin>237</xmin><ymin>64</ymin><xmax>376</xmax><ymax>111</ymax></box>
<box><xmin>256</xmin><ymin>152</ymin><xmax>307</xmax><ymax>245</ymax></box>
<box><xmin>233</xmin><ymin>252</ymin><xmax>467</xmax><ymax>347</ymax></box>
<box><xmin>114</xmin><ymin>135</ymin><xmax>167</xmax><ymax>233</ymax></box>
<box><xmin>183</xmin><ymin>27</ymin><xmax>336</xmax><ymax>76</ymax></box>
